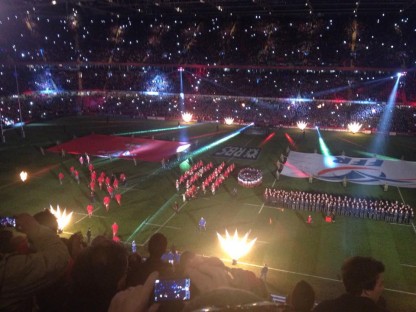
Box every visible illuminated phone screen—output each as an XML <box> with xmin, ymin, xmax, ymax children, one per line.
<box><xmin>153</xmin><ymin>278</ymin><xmax>191</xmax><ymax>302</ymax></box>
<box><xmin>0</xmin><ymin>217</ymin><xmax>16</xmax><ymax>228</ymax></box>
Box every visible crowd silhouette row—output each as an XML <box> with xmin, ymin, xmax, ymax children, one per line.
<box><xmin>0</xmin><ymin>212</ymin><xmax>392</xmax><ymax>312</ymax></box>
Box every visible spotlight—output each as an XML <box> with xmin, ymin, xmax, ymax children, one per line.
<box><xmin>347</xmin><ymin>122</ymin><xmax>362</xmax><ymax>134</ymax></box>
<box><xmin>181</xmin><ymin>112</ymin><xmax>193</xmax><ymax>123</ymax></box>
<box><xmin>297</xmin><ymin>121</ymin><xmax>307</xmax><ymax>131</ymax></box>
<box><xmin>397</xmin><ymin>72</ymin><xmax>406</xmax><ymax>78</ymax></box>
<box><xmin>224</xmin><ymin>117</ymin><xmax>234</xmax><ymax>125</ymax></box>
<box><xmin>217</xmin><ymin>229</ymin><xmax>257</xmax><ymax>263</ymax></box>
<box><xmin>20</xmin><ymin>171</ymin><xmax>28</xmax><ymax>182</ymax></box>
<box><xmin>49</xmin><ymin>205</ymin><xmax>73</xmax><ymax>233</ymax></box>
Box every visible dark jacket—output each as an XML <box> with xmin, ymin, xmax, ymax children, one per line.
<box><xmin>313</xmin><ymin>293</ymin><xmax>389</xmax><ymax>312</ymax></box>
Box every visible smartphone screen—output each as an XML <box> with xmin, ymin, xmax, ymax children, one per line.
<box><xmin>0</xmin><ymin>217</ymin><xmax>16</xmax><ymax>228</ymax></box>
<box><xmin>153</xmin><ymin>278</ymin><xmax>191</xmax><ymax>302</ymax></box>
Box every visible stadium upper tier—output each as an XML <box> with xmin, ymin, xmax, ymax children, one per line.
<box><xmin>0</xmin><ymin>11</ymin><xmax>415</xmax><ymax>68</ymax></box>
<box><xmin>1</xmin><ymin>6</ymin><xmax>416</xmax><ymax>132</ymax></box>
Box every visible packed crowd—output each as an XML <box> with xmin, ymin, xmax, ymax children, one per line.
<box><xmin>2</xmin><ymin>92</ymin><xmax>416</xmax><ymax>134</ymax></box>
<box><xmin>264</xmin><ymin>188</ymin><xmax>415</xmax><ymax>224</ymax></box>
<box><xmin>1</xmin><ymin>12</ymin><xmax>416</xmax><ymax>133</ymax></box>
<box><xmin>0</xmin><ymin>211</ymin><xmax>391</xmax><ymax>312</ymax></box>
<box><xmin>0</xmin><ymin>10</ymin><xmax>414</xmax><ymax>68</ymax></box>
<box><xmin>1</xmin><ymin>65</ymin><xmax>415</xmax><ymax>102</ymax></box>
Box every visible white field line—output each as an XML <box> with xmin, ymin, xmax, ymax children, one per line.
<box><xmin>139</xmin><ymin>201</ymin><xmax>188</xmax><ymax>246</ymax></box>
<box><xmin>397</xmin><ymin>186</ymin><xmax>406</xmax><ymax>204</ymax></box>
<box><xmin>74</xmin><ymin>207</ymin><xmax>106</xmax><ymax>224</ymax></box>
<box><xmin>258</xmin><ymin>203</ymin><xmax>265</xmax><ymax>214</ymax></box>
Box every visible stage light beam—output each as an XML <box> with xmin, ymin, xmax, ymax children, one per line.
<box><xmin>315</xmin><ymin>127</ymin><xmax>334</xmax><ymax>167</ymax></box>
<box><xmin>370</xmin><ymin>75</ymin><xmax>401</xmax><ymax>155</ymax></box>
<box><xmin>284</xmin><ymin>133</ymin><xmax>296</xmax><ymax>149</ymax></box>
<box><xmin>115</xmin><ymin>125</ymin><xmax>190</xmax><ymax>136</ymax></box>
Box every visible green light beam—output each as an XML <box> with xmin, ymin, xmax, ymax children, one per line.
<box><xmin>126</xmin><ymin>194</ymin><xmax>178</xmax><ymax>242</ymax></box>
<box><xmin>115</xmin><ymin>125</ymin><xmax>191</xmax><ymax>136</ymax></box>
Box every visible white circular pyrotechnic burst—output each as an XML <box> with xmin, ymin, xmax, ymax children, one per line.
<box><xmin>347</xmin><ymin>122</ymin><xmax>362</xmax><ymax>134</ymax></box>
<box><xmin>181</xmin><ymin>112</ymin><xmax>193</xmax><ymax>123</ymax></box>
<box><xmin>217</xmin><ymin>229</ymin><xmax>257</xmax><ymax>262</ymax></box>
<box><xmin>224</xmin><ymin>117</ymin><xmax>234</xmax><ymax>125</ymax></box>
<box><xmin>20</xmin><ymin>171</ymin><xmax>28</xmax><ymax>182</ymax></box>
<box><xmin>297</xmin><ymin>121</ymin><xmax>307</xmax><ymax>131</ymax></box>
<box><xmin>49</xmin><ymin>205</ymin><xmax>73</xmax><ymax>232</ymax></box>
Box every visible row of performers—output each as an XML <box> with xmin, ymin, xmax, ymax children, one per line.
<box><xmin>181</xmin><ymin>163</ymin><xmax>236</xmax><ymax>200</ymax></box>
<box><xmin>264</xmin><ymin>188</ymin><xmax>414</xmax><ymax>224</ymax></box>
<box><xmin>176</xmin><ymin>161</ymin><xmax>215</xmax><ymax>190</ymax></box>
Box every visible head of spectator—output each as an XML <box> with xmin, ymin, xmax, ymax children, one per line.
<box><xmin>126</xmin><ymin>233</ymin><xmax>172</xmax><ymax>287</ymax></box>
<box><xmin>341</xmin><ymin>256</ymin><xmax>385</xmax><ymax>302</ymax></box>
<box><xmin>33</xmin><ymin>209</ymin><xmax>58</xmax><ymax>233</ymax></box>
<box><xmin>67</xmin><ymin>231</ymin><xmax>87</xmax><ymax>260</ymax></box>
<box><xmin>127</xmin><ymin>252</ymin><xmax>142</xmax><ymax>272</ymax></box>
<box><xmin>148</xmin><ymin>232</ymin><xmax>168</xmax><ymax>259</ymax></box>
<box><xmin>67</xmin><ymin>239</ymin><xmax>128</xmax><ymax>312</ymax></box>
<box><xmin>286</xmin><ymin>280</ymin><xmax>315</xmax><ymax>312</ymax></box>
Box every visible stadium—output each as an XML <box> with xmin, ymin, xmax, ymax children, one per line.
<box><xmin>0</xmin><ymin>1</ymin><xmax>416</xmax><ymax>311</ymax></box>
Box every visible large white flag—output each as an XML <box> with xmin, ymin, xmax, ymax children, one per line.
<box><xmin>281</xmin><ymin>151</ymin><xmax>416</xmax><ymax>188</ymax></box>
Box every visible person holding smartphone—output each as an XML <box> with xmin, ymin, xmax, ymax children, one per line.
<box><xmin>0</xmin><ymin>213</ymin><xmax>70</xmax><ymax>311</ymax></box>
<box><xmin>111</xmin><ymin>252</ymin><xmax>270</xmax><ymax>312</ymax></box>
<box><xmin>109</xmin><ymin>271</ymin><xmax>160</xmax><ymax>312</ymax></box>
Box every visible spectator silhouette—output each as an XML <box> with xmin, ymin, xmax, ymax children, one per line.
<box><xmin>126</xmin><ymin>233</ymin><xmax>173</xmax><ymax>287</ymax></box>
<box><xmin>0</xmin><ymin>213</ymin><xmax>70</xmax><ymax>311</ymax></box>
<box><xmin>285</xmin><ymin>280</ymin><xmax>315</xmax><ymax>312</ymax></box>
<box><xmin>65</xmin><ymin>238</ymin><xmax>128</xmax><ymax>312</ymax></box>
<box><xmin>33</xmin><ymin>209</ymin><xmax>58</xmax><ymax>234</ymax></box>
<box><xmin>33</xmin><ymin>210</ymin><xmax>82</xmax><ymax>311</ymax></box>
<box><xmin>313</xmin><ymin>256</ymin><xmax>389</xmax><ymax>312</ymax></box>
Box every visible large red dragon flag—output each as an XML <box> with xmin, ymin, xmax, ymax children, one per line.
<box><xmin>281</xmin><ymin>151</ymin><xmax>416</xmax><ymax>188</ymax></box>
<box><xmin>48</xmin><ymin>134</ymin><xmax>190</xmax><ymax>162</ymax></box>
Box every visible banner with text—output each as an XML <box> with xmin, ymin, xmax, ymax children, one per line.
<box><xmin>281</xmin><ymin>151</ymin><xmax>416</xmax><ymax>188</ymax></box>
<box><xmin>213</xmin><ymin>146</ymin><xmax>261</xmax><ymax>160</ymax></box>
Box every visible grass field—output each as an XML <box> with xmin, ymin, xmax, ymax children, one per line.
<box><xmin>1</xmin><ymin>116</ymin><xmax>416</xmax><ymax>311</ymax></box>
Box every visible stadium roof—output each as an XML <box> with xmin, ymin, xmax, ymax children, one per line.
<box><xmin>2</xmin><ymin>0</ymin><xmax>416</xmax><ymax>18</ymax></box>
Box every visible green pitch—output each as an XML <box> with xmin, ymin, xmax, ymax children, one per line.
<box><xmin>1</xmin><ymin>116</ymin><xmax>416</xmax><ymax>311</ymax></box>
